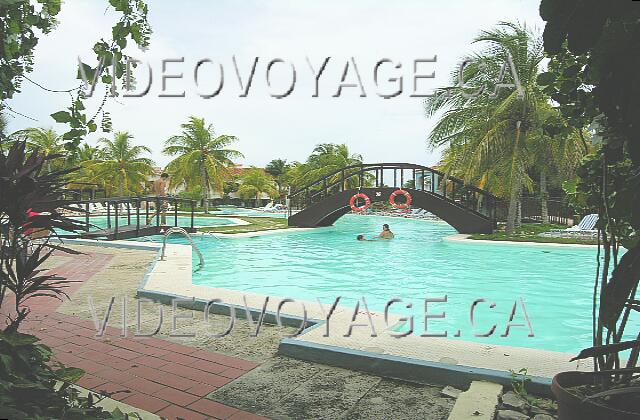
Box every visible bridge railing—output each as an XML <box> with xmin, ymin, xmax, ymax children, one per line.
<box><xmin>287</xmin><ymin>163</ymin><xmax>499</xmax><ymax>221</ymax></box>
<box><xmin>61</xmin><ymin>195</ymin><xmax>198</xmax><ymax>240</ymax></box>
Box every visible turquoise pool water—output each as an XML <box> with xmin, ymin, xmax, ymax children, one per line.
<box><xmin>212</xmin><ymin>207</ymin><xmax>286</xmax><ymax>218</ymax></box>
<box><xmin>74</xmin><ymin>215</ymin><xmax>236</xmax><ymax>230</ymax></box>
<box><xmin>160</xmin><ymin>215</ymin><xmax>633</xmax><ymax>354</ymax></box>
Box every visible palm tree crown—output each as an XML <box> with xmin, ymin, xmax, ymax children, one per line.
<box><xmin>10</xmin><ymin>127</ymin><xmax>65</xmax><ymax>172</ymax></box>
<box><xmin>85</xmin><ymin>132</ymin><xmax>155</xmax><ymax>196</ymax></box>
<box><xmin>163</xmin><ymin>116</ymin><xmax>243</xmax><ymax>213</ymax></box>
<box><xmin>237</xmin><ymin>167</ymin><xmax>278</xmax><ymax>206</ymax></box>
<box><xmin>425</xmin><ymin>22</ymin><xmax>550</xmax><ymax>232</ymax></box>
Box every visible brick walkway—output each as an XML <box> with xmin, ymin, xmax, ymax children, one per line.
<box><xmin>4</xmin><ymin>251</ymin><xmax>267</xmax><ymax>420</ymax></box>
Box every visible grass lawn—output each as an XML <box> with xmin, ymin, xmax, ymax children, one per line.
<box><xmin>198</xmin><ymin>216</ymin><xmax>289</xmax><ymax>234</ymax></box>
<box><xmin>468</xmin><ymin>223</ymin><xmax>598</xmax><ymax>245</ymax></box>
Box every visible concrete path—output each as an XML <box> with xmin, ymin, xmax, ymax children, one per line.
<box><xmin>447</xmin><ymin>381</ymin><xmax>503</xmax><ymax>420</ymax></box>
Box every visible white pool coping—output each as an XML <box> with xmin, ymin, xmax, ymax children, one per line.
<box><xmin>193</xmin><ymin>227</ymin><xmax>316</xmax><ymax>238</ymax></box>
<box><xmin>133</xmin><ymin>242</ymin><xmax>592</xmax><ymax>386</ymax></box>
<box><xmin>446</xmin><ymin>233</ymin><xmax>600</xmax><ymax>248</ymax></box>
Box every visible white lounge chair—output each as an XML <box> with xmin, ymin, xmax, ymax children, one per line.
<box><xmin>546</xmin><ymin>213</ymin><xmax>599</xmax><ymax>235</ymax></box>
<box><xmin>404</xmin><ymin>208</ymin><xmax>422</xmax><ymax>218</ymax></box>
<box><xmin>269</xmin><ymin>203</ymin><xmax>285</xmax><ymax>212</ymax></box>
<box><xmin>258</xmin><ymin>201</ymin><xmax>274</xmax><ymax>211</ymax></box>
<box><xmin>88</xmin><ymin>202</ymin><xmax>103</xmax><ymax>214</ymax></box>
<box><xmin>566</xmin><ymin>213</ymin><xmax>599</xmax><ymax>232</ymax></box>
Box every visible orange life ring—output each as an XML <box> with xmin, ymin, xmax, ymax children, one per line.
<box><xmin>389</xmin><ymin>189</ymin><xmax>412</xmax><ymax>209</ymax></box>
<box><xmin>349</xmin><ymin>193</ymin><xmax>371</xmax><ymax>212</ymax></box>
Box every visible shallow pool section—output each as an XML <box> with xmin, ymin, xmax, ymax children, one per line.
<box><xmin>74</xmin><ymin>215</ymin><xmax>236</xmax><ymax>230</ymax></box>
<box><xmin>160</xmin><ymin>215</ymin><xmax>630</xmax><ymax>354</ymax></box>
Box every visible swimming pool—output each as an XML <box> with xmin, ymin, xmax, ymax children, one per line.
<box><xmin>212</xmin><ymin>207</ymin><xmax>287</xmax><ymax>218</ymax></box>
<box><xmin>161</xmin><ymin>215</ymin><xmax>633</xmax><ymax>354</ymax></box>
<box><xmin>74</xmin><ymin>215</ymin><xmax>236</xmax><ymax>230</ymax></box>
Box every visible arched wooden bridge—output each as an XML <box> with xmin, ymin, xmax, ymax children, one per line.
<box><xmin>287</xmin><ymin>163</ymin><xmax>498</xmax><ymax>234</ymax></box>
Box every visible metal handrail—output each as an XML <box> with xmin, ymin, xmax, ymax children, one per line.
<box><xmin>286</xmin><ymin>162</ymin><xmax>501</xmax><ymax>221</ymax></box>
<box><xmin>287</xmin><ymin>163</ymin><xmax>498</xmax><ymax>199</ymax></box>
<box><xmin>160</xmin><ymin>227</ymin><xmax>205</xmax><ymax>272</ymax></box>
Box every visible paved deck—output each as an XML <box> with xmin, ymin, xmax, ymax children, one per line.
<box><xmin>2</xmin><ymin>250</ymin><xmax>266</xmax><ymax>420</ymax></box>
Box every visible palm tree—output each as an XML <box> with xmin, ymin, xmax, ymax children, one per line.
<box><xmin>425</xmin><ymin>22</ymin><xmax>547</xmax><ymax>232</ymax></box>
<box><xmin>265</xmin><ymin>158</ymin><xmax>289</xmax><ymax>198</ymax></box>
<box><xmin>10</xmin><ymin>127</ymin><xmax>64</xmax><ymax>172</ymax></box>
<box><xmin>295</xmin><ymin>143</ymin><xmax>364</xmax><ymax>189</ymax></box>
<box><xmin>65</xmin><ymin>143</ymin><xmax>105</xmax><ymax>193</ymax></box>
<box><xmin>163</xmin><ymin>117</ymin><xmax>243</xmax><ymax>213</ymax></box>
<box><xmin>75</xmin><ymin>143</ymin><xmax>102</xmax><ymax>163</ymax></box>
<box><xmin>237</xmin><ymin>167</ymin><xmax>278</xmax><ymax>207</ymax></box>
<box><xmin>531</xmin><ymin>108</ymin><xmax>587</xmax><ymax>223</ymax></box>
<box><xmin>85</xmin><ymin>132</ymin><xmax>155</xmax><ymax>196</ymax></box>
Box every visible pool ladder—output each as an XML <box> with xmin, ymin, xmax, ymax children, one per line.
<box><xmin>159</xmin><ymin>227</ymin><xmax>205</xmax><ymax>272</ymax></box>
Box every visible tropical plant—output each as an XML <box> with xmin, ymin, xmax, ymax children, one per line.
<box><xmin>1</xmin><ymin>0</ymin><xmax>151</xmax><ymax>152</ymax></box>
<box><xmin>425</xmin><ymin>22</ymin><xmax>549</xmax><ymax>232</ymax></box>
<box><xmin>0</xmin><ymin>112</ymin><xmax>8</xmax><ymax>143</ymax></box>
<box><xmin>237</xmin><ymin>167</ymin><xmax>278</xmax><ymax>207</ymax></box>
<box><xmin>73</xmin><ymin>143</ymin><xmax>103</xmax><ymax>164</ymax></box>
<box><xmin>83</xmin><ymin>132</ymin><xmax>154</xmax><ymax>196</ymax></box>
<box><xmin>9</xmin><ymin>128</ymin><xmax>65</xmax><ymax>172</ymax></box>
<box><xmin>65</xmin><ymin>143</ymin><xmax>105</xmax><ymax>194</ymax></box>
<box><xmin>529</xmin><ymin>106</ymin><xmax>588</xmax><ymax>222</ymax></box>
<box><xmin>0</xmin><ymin>141</ymin><xmax>137</xmax><ymax>418</ymax></box>
<box><xmin>288</xmin><ymin>143</ymin><xmax>364</xmax><ymax>191</ymax></box>
<box><xmin>540</xmin><ymin>0</ymin><xmax>640</xmax><ymax>413</ymax></box>
<box><xmin>163</xmin><ymin>117</ymin><xmax>243</xmax><ymax>213</ymax></box>
<box><xmin>265</xmin><ymin>158</ymin><xmax>290</xmax><ymax>197</ymax></box>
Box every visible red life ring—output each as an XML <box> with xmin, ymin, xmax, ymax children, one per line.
<box><xmin>389</xmin><ymin>189</ymin><xmax>412</xmax><ymax>209</ymax></box>
<box><xmin>349</xmin><ymin>193</ymin><xmax>371</xmax><ymax>212</ymax></box>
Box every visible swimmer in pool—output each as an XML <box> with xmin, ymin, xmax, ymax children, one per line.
<box><xmin>378</xmin><ymin>224</ymin><xmax>395</xmax><ymax>239</ymax></box>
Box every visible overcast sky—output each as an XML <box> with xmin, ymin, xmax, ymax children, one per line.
<box><xmin>6</xmin><ymin>0</ymin><xmax>544</xmax><ymax>168</ymax></box>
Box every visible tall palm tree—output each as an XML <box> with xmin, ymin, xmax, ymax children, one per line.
<box><xmin>265</xmin><ymin>158</ymin><xmax>289</xmax><ymax>198</ymax></box>
<box><xmin>66</xmin><ymin>143</ymin><xmax>104</xmax><ymax>192</ymax></box>
<box><xmin>425</xmin><ymin>22</ymin><xmax>546</xmax><ymax>232</ymax></box>
<box><xmin>237</xmin><ymin>167</ymin><xmax>278</xmax><ymax>207</ymax></box>
<box><xmin>300</xmin><ymin>143</ymin><xmax>364</xmax><ymax>189</ymax></box>
<box><xmin>85</xmin><ymin>132</ymin><xmax>155</xmax><ymax>196</ymax></box>
<box><xmin>10</xmin><ymin>127</ymin><xmax>64</xmax><ymax>172</ymax></box>
<box><xmin>163</xmin><ymin>117</ymin><xmax>243</xmax><ymax>213</ymax></box>
<box><xmin>531</xmin><ymin>108</ymin><xmax>587</xmax><ymax>223</ymax></box>
<box><xmin>73</xmin><ymin>143</ymin><xmax>102</xmax><ymax>163</ymax></box>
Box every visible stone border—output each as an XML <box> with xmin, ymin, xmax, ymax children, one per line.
<box><xmin>278</xmin><ymin>336</ymin><xmax>554</xmax><ymax>396</ymax></box>
<box><xmin>445</xmin><ymin>233</ymin><xmax>599</xmax><ymax>248</ymax></box>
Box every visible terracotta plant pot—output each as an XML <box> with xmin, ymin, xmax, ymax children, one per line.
<box><xmin>552</xmin><ymin>371</ymin><xmax>640</xmax><ymax>420</ymax></box>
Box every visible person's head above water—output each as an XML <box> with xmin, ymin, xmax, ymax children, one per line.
<box><xmin>356</xmin><ymin>235</ymin><xmax>365</xmax><ymax>241</ymax></box>
<box><xmin>382</xmin><ymin>224</ymin><xmax>390</xmax><ymax>231</ymax></box>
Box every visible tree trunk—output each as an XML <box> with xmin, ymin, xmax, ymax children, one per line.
<box><xmin>118</xmin><ymin>182</ymin><xmax>123</xmax><ymax>197</ymax></box>
<box><xmin>201</xmin><ymin>166</ymin><xmax>209</xmax><ymax>214</ymax></box>
<box><xmin>506</xmin><ymin>181</ymin><xmax>519</xmax><ymax>233</ymax></box>
<box><xmin>506</xmin><ymin>122</ymin><xmax>524</xmax><ymax>234</ymax></box>
<box><xmin>255</xmin><ymin>192</ymin><xmax>260</xmax><ymax>208</ymax></box>
<box><xmin>540</xmin><ymin>168</ymin><xmax>549</xmax><ymax>224</ymax></box>
<box><xmin>515</xmin><ymin>192</ymin><xmax>522</xmax><ymax>229</ymax></box>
